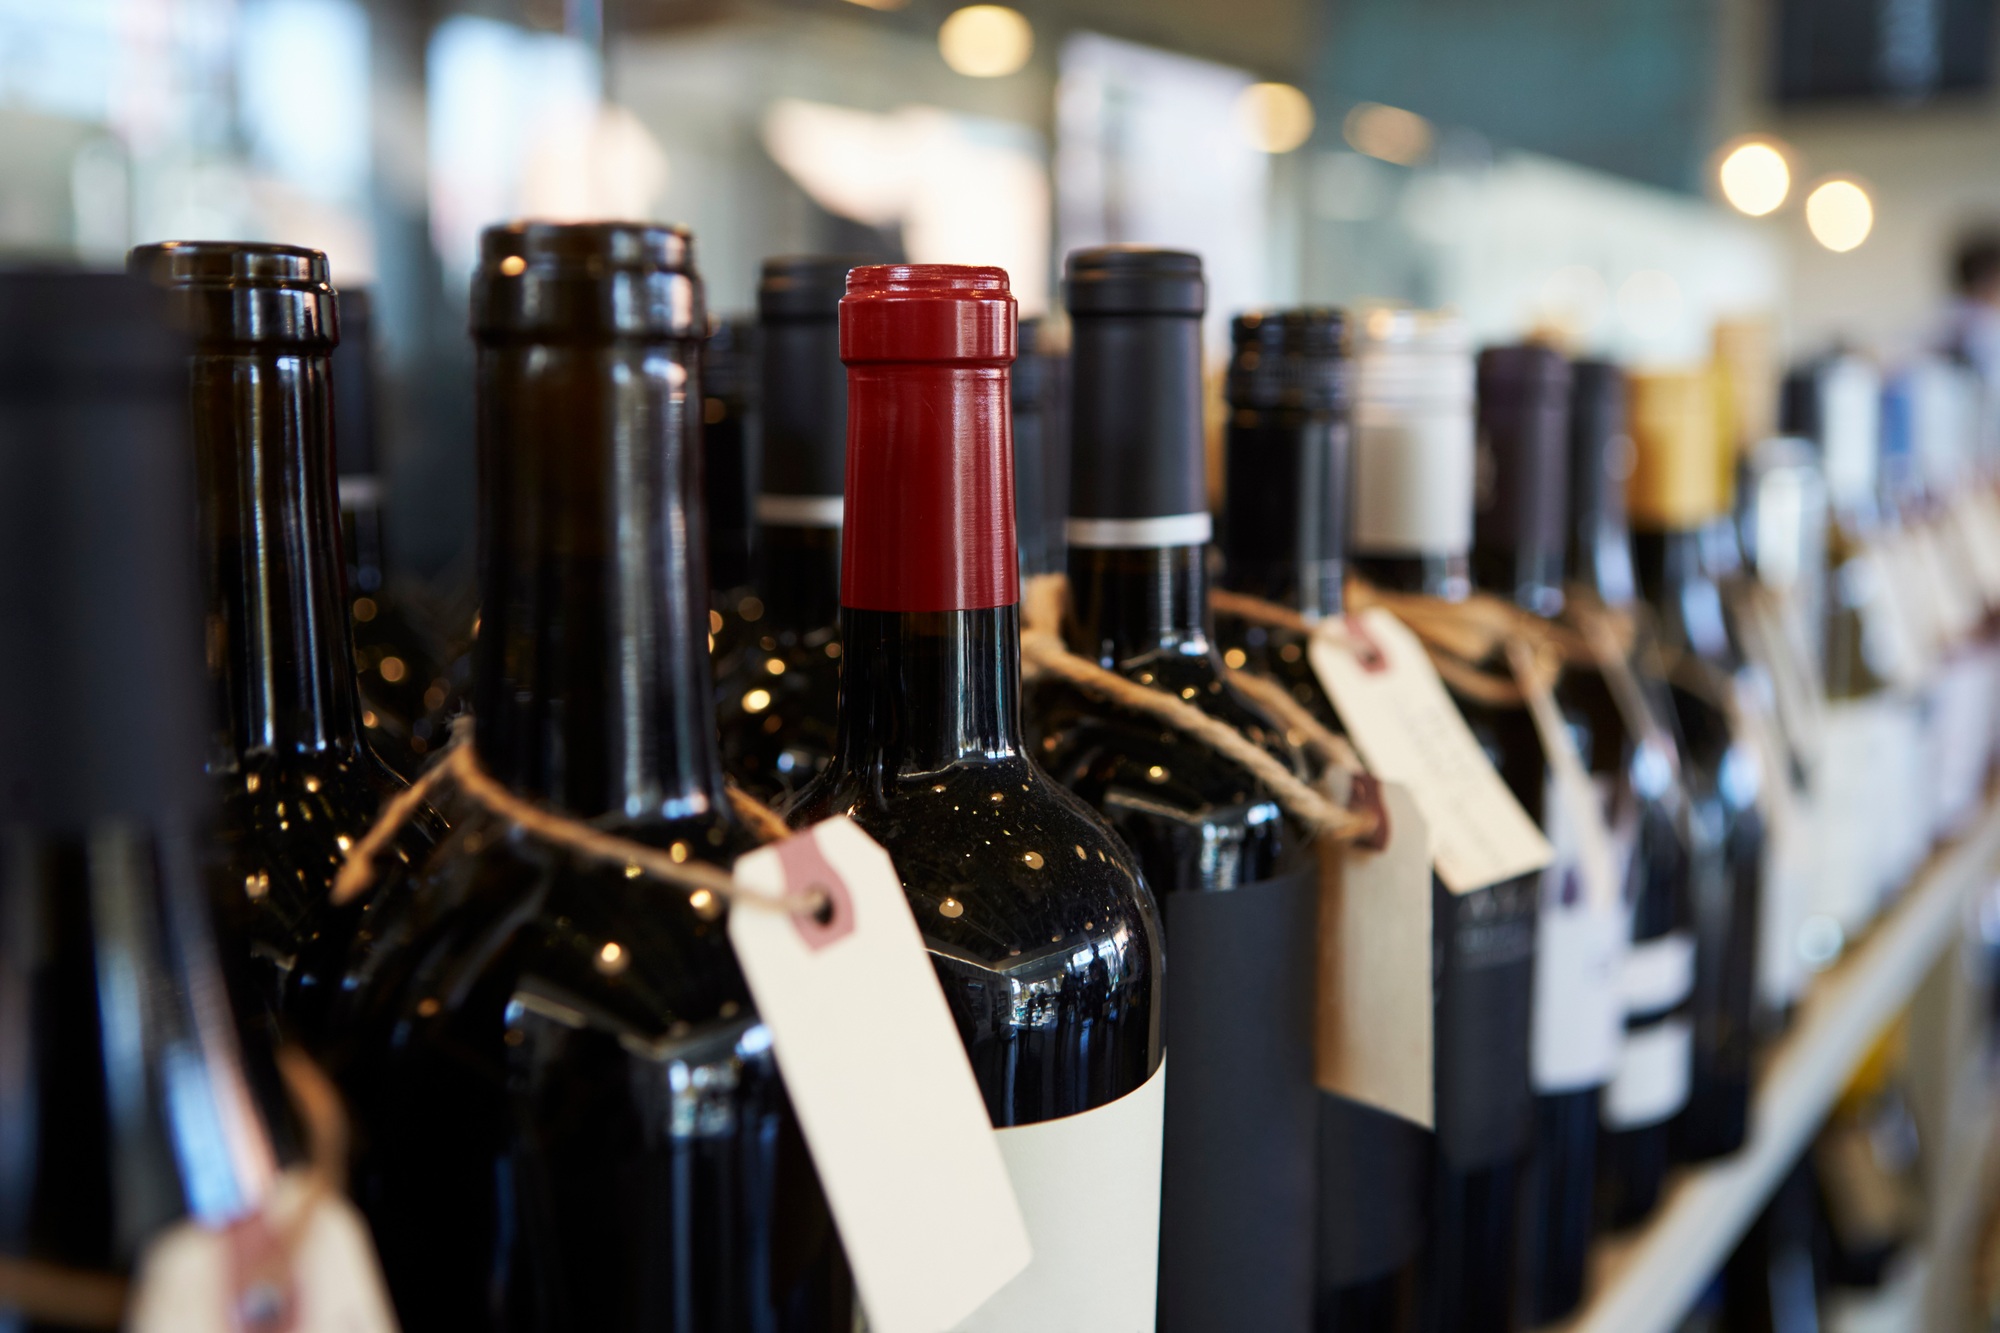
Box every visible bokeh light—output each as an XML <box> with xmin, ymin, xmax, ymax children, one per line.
<box><xmin>938</xmin><ymin>6</ymin><xmax>1034</xmax><ymax>78</ymax></box>
<box><xmin>1717</xmin><ymin>140</ymin><xmax>1790</xmax><ymax>217</ymax></box>
<box><xmin>1806</xmin><ymin>178</ymin><xmax>1874</xmax><ymax>252</ymax></box>
<box><xmin>1237</xmin><ymin>83</ymin><xmax>1315</xmax><ymax>154</ymax></box>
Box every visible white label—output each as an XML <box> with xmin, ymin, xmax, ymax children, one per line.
<box><xmin>1309</xmin><ymin>608</ymin><xmax>1553</xmax><ymax>893</ymax></box>
<box><xmin>730</xmin><ymin>818</ymin><xmax>1031</xmax><ymax>1333</ymax></box>
<box><xmin>1529</xmin><ymin>773</ymin><xmax>1625</xmax><ymax>1092</ymax></box>
<box><xmin>1318</xmin><ymin>782</ymin><xmax>1435</xmax><ymax>1129</ymax></box>
<box><xmin>1064</xmin><ymin>512</ymin><xmax>1213</xmax><ymax>549</ymax></box>
<box><xmin>1602</xmin><ymin>1017</ymin><xmax>1692</xmax><ymax>1131</ymax></box>
<box><xmin>128</xmin><ymin>1173</ymin><xmax>399</xmax><ymax>1333</ymax></box>
<box><xmin>1621</xmin><ymin>932</ymin><xmax>1695</xmax><ymax>1015</ymax></box>
<box><xmin>952</xmin><ymin>1059</ymin><xmax>1167</xmax><ymax>1333</ymax></box>
<box><xmin>755</xmin><ymin>493</ymin><xmax>845</xmax><ymax>527</ymax></box>
<box><xmin>1350</xmin><ymin>403</ymin><xmax>1475</xmax><ymax>555</ymax></box>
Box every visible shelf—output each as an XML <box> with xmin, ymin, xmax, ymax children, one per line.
<box><xmin>1553</xmin><ymin>800</ymin><xmax>2000</xmax><ymax>1333</ymax></box>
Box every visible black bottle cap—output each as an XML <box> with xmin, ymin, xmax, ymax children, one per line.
<box><xmin>758</xmin><ymin>255</ymin><xmax>863</xmax><ymax>322</ymax></box>
<box><xmin>1064</xmin><ymin>247</ymin><xmax>1209</xmax><ymax>534</ymax></box>
<box><xmin>1220</xmin><ymin>308</ymin><xmax>1353</xmax><ymax>605</ymax></box>
<box><xmin>331</xmin><ymin>287</ymin><xmax>376</xmax><ymax>478</ymax></box>
<box><xmin>1568</xmin><ymin>360</ymin><xmax>1628</xmax><ymax>534</ymax></box>
<box><xmin>1474</xmin><ymin>343</ymin><xmax>1573</xmax><ymax>596</ymax></box>
<box><xmin>1064</xmin><ymin>246</ymin><xmax>1205</xmax><ymax>315</ymax></box>
<box><xmin>0</xmin><ymin>270</ymin><xmax>210</xmax><ymax>829</ymax></box>
<box><xmin>472</xmin><ymin>222</ymin><xmax>703</xmax><ymax>341</ymax></box>
<box><xmin>128</xmin><ymin>241</ymin><xmax>338</xmax><ymax>348</ymax></box>
<box><xmin>758</xmin><ymin>256</ymin><xmax>862</xmax><ymax>502</ymax></box>
<box><xmin>1226</xmin><ymin>309</ymin><xmax>1351</xmax><ymax>413</ymax></box>
<box><xmin>1778</xmin><ymin>364</ymin><xmax>1821</xmax><ymax>442</ymax></box>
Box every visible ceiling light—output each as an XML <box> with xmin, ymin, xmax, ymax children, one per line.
<box><xmin>1806</xmin><ymin>178</ymin><xmax>1872</xmax><ymax>252</ymax></box>
<box><xmin>1342</xmin><ymin>102</ymin><xmax>1432</xmax><ymax>166</ymax></box>
<box><xmin>1717</xmin><ymin>139</ymin><xmax>1791</xmax><ymax>217</ymax></box>
<box><xmin>1237</xmin><ymin>82</ymin><xmax>1315</xmax><ymax>154</ymax></box>
<box><xmin>939</xmin><ymin>6</ymin><xmax>1033</xmax><ymax>78</ymax></box>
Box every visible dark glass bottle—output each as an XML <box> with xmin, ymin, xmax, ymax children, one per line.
<box><xmin>1217</xmin><ymin>308</ymin><xmax>1353</xmax><ymax>727</ymax></box>
<box><xmin>0</xmin><ymin>269</ymin><xmax>300</xmax><ymax>1307</ymax></box>
<box><xmin>1626</xmin><ymin>370</ymin><xmax>1765</xmax><ymax>1166</ymax></box>
<box><xmin>1351</xmin><ymin>310</ymin><xmax>1538</xmax><ymax>1333</ymax></box>
<box><xmin>790</xmin><ymin>264</ymin><xmax>1164</xmax><ymax>1329</ymax></box>
<box><xmin>1221</xmin><ymin>309</ymin><xmax>1423</xmax><ymax>1332</ymax></box>
<box><xmin>715</xmin><ymin>257</ymin><xmax>857</xmax><ymax>803</ymax></box>
<box><xmin>1571</xmin><ymin>362</ymin><xmax>1698</xmax><ymax>1231</ymax></box>
<box><xmin>1025</xmin><ymin>248</ymin><xmax>1316</xmax><ymax>1333</ymax></box>
<box><xmin>129</xmin><ymin>243</ymin><xmax>441</xmax><ymax>1020</ymax></box>
<box><xmin>1477</xmin><ymin>345</ymin><xmax>1629</xmax><ymax>1326</ymax></box>
<box><xmin>323</xmin><ymin>224</ymin><xmax>851</xmax><ymax>1331</ymax></box>
<box><xmin>328</xmin><ymin>287</ymin><xmax>456</xmax><ymax>776</ymax></box>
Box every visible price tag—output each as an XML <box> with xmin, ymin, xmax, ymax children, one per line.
<box><xmin>729</xmin><ymin>817</ymin><xmax>1031</xmax><ymax>1333</ymax></box>
<box><xmin>128</xmin><ymin>1174</ymin><xmax>397</xmax><ymax>1333</ymax></box>
<box><xmin>1317</xmin><ymin>781</ymin><xmax>1434</xmax><ymax>1128</ymax></box>
<box><xmin>1509</xmin><ymin>644</ymin><xmax>1625</xmax><ymax>1092</ymax></box>
<box><xmin>1309</xmin><ymin>607</ymin><xmax>1553</xmax><ymax>893</ymax></box>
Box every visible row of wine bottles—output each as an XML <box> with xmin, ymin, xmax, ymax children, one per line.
<box><xmin>5</xmin><ymin>223</ymin><xmax>1994</xmax><ymax>1333</ymax></box>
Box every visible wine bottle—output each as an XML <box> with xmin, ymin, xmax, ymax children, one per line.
<box><xmin>789</xmin><ymin>264</ymin><xmax>1165</xmax><ymax>1330</ymax></box>
<box><xmin>323</xmin><ymin>223</ymin><xmax>851</xmax><ymax>1330</ymax></box>
<box><xmin>0</xmin><ymin>267</ymin><xmax>371</xmax><ymax>1325</ymax></box>
<box><xmin>1351</xmin><ymin>309</ymin><xmax>1538</xmax><ymax>1333</ymax></box>
<box><xmin>1025</xmin><ymin>248</ymin><xmax>1316</xmax><ymax>1332</ymax></box>
<box><xmin>1625</xmin><ymin>369</ymin><xmax>1766</xmax><ymax>1164</ymax></box>
<box><xmin>1219</xmin><ymin>307</ymin><xmax>1423</xmax><ymax>1331</ymax></box>
<box><xmin>327</xmin><ymin>286</ymin><xmax>456</xmax><ymax>776</ymax></box>
<box><xmin>1475</xmin><ymin>344</ymin><xmax>1628</xmax><ymax>1325</ymax></box>
<box><xmin>715</xmin><ymin>257</ymin><xmax>857</xmax><ymax>802</ymax></box>
<box><xmin>1571</xmin><ymin>362</ymin><xmax>1698</xmax><ymax>1231</ymax></box>
<box><xmin>1217</xmin><ymin>308</ymin><xmax>1354</xmax><ymax>727</ymax></box>
<box><xmin>129</xmin><ymin>242</ymin><xmax>441</xmax><ymax>1021</ymax></box>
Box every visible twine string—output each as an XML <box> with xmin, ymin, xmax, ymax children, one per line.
<box><xmin>1019</xmin><ymin>628</ymin><xmax>1378</xmax><ymax>842</ymax></box>
<box><xmin>332</xmin><ymin>721</ymin><xmax>819</xmax><ymax>918</ymax></box>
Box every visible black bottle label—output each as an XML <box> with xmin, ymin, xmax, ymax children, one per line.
<box><xmin>1158</xmin><ymin>865</ymin><xmax>1318</xmax><ymax>1333</ymax></box>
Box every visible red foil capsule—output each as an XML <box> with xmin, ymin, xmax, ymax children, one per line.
<box><xmin>838</xmin><ymin>264</ymin><xmax>1019</xmax><ymax>612</ymax></box>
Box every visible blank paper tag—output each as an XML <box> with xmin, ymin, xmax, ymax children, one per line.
<box><xmin>729</xmin><ymin>817</ymin><xmax>1031</xmax><ymax>1333</ymax></box>
<box><xmin>1310</xmin><ymin>608</ymin><xmax>1553</xmax><ymax>893</ymax></box>
<box><xmin>1318</xmin><ymin>782</ymin><xmax>1434</xmax><ymax>1128</ymax></box>
<box><xmin>128</xmin><ymin>1174</ymin><xmax>398</xmax><ymax>1333</ymax></box>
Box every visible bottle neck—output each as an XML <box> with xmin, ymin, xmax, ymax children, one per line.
<box><xmin>190</xmin><ymin>348</ymin><xmax>363</xmax><ymax>764</ymax></box>
<box><xmin>474</xmin><ymin>340</ymin><xmax>726</xmax><ymax>822</ymax></box>
<box><xmin>1064</xmin><ymin>544</ymin><xmax>1212</xmax><ymax>667</ymax></box>
<box><xmin>1353</xmin><ymin>551</ymin><xmax>1471</xmax><ymax>601</ymax></box>
<box><xmin>832</xmin><ymin>606</ymin><xmax>1023</xmax><ymax>775</ymax></box>
<box><xmin>1574</xmin><ymin>510</ymin><xmax>1639</xmax><ymax>607</ymax></box>
<box><xmin>1469</xmin><ymin>546</ymin><xmax>1565</xmax><ymax>616</ymax></box>
<box><xmin>1632</xmin><ymin>526</ymin><xmax>1733</xmax><ymax>664</ymax></box>
<box><xmin>757</xmin><ymin>524</ymin><xmax>843</xmax><ymax>635</ymax></box>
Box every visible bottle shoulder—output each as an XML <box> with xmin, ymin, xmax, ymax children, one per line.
<box><xmin>215</xmin><ymin>751</ymin><xmax>443</xmax><ymax>946</ymax></box>
<box><xmin>324</xmin><ymin>809</ymin><xmax>762</xmax><ymax>1061</ymax></box>
<box><xmin>790</xmin><ymin>757</ymin><xmax>1163</xmax><ymax>968</ymax></box>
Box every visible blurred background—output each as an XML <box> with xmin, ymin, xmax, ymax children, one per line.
<box><xmin>0</xmin><ymin>0</ymin><xmax>1984</xmax><ymax>627</ymax></box>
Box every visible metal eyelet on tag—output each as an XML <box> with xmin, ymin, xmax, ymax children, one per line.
<box><xmin>775</xmin><ymin>831</ymin><xmax>857</xmax><ymax>949</ymax></box>
<box><xmin>224</xmin><ymin>1212</ymin><xmax>297</xmax><ymax>1333</ymax></box>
